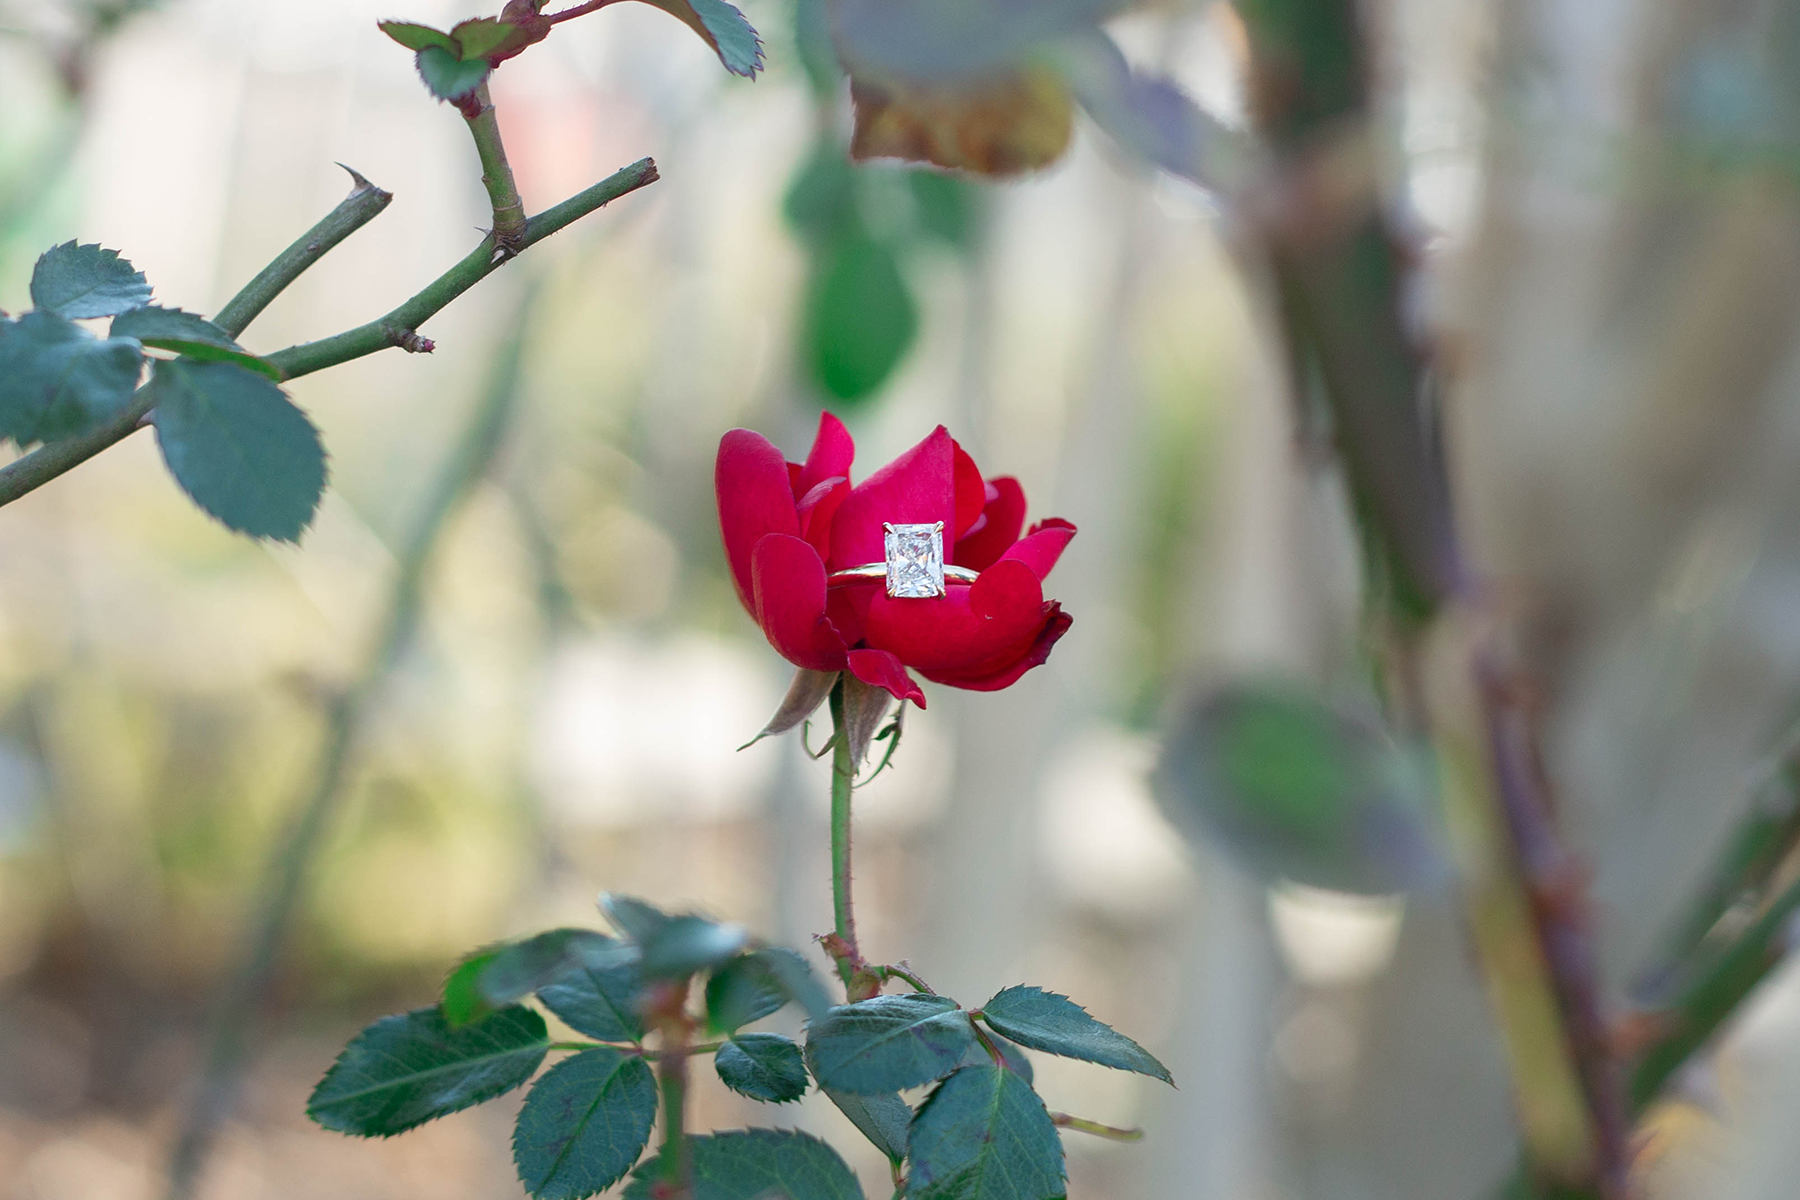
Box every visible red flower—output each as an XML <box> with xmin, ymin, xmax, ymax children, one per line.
<box><xmin>716</xmin><ymin>414</ymin><xmax>1075</xmax><ymax>706</ymax></box>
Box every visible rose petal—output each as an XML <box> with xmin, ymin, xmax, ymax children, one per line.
<box><xmin>1000</xmin><ymin>518</ymin><xmax>1076</xmax><ymax>580</ymax></box>
<box><xmin>861</xmin><ymin>558</ymin><xmax>1048</xmax><ymax>677</ymax></box>
<box><xmin>798</xmin><ymin>476</ymin><xmax>849</xmax><ymax>563</ymax></box>
<box><xmin>797</xmin><ymin>411</ymin><xmax>856</xmax><ymax>498</ymax></box>
<box><xmin>830</xmin><ymin>426</ymin><xmax>956</xmax><ymax>570</ymax></box>
<box><xmin>847</xmin><ymin>648</ymin><xmax>926</xmax><ymax>707</ymax></box>
<box><xmin>951</xmin><ymin>439</ymin><xmax>985</xmax><ymax>540</ymax></box>
<box><xmin>719</xmin><ymin>430</ymin><xmax>801</xmax><ymax>613</ymax></box>
<box><xmin>921</xmin><ymin>605</ymin><xmax>1071</xmax><ymax>691</ymax></box>
<box><xmin>751</xmin><ymin>534</ymin><xmax>848</xmax><ymax>672</ymax></box>
<box><xmin>950</xmin><ymin>476</ymin><xmax>1026</xmax><ymax>570</ymax></box>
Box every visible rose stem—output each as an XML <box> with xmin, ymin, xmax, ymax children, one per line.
<box><xmin>828</xmin><ymin>676</ymin><xmax>860</xmax><ymax>989</ymax></box>
<box><xmin>458</xmin><ymin>80</ymin><xmax>527</xmax><ymax>254</ymax></box>
<box><xmin>651</xmin><ymin>982</ymin><xmax>694</xmax><ymax>1200</ymax></box>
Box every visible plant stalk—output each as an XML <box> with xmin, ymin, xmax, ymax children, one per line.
<box><xmin>654</xmin><ymin>1014</ymin><xmax>693</xmax><ymax>1200</ymax></box>
<box><xmin>266</xmin><ymin>158</ymin><xmax>656</xmax><ymax>381</ymax></box>
<box><xmin>212</xmin><ymin>166</ymin><xmax>393</xmax><ymax>337</ymax></box>
<box><xmin>827</xmin><ymin>678</ymin><xmax>860</xmax><ymax>989</ymax></box>
<box><xmin>0</xmin><ymin>159</ymin><xmax>656</xmax><ymax>513</ymax></box>
<box><xmin>1630</xmin><ymin>863</ymin><xmax>1800</xmax><ymax>1110</ymax></box>
<box><xmin>461</xmin><ymin>82</ymin><xmax>527</xmax><ymax>253</ymax></box>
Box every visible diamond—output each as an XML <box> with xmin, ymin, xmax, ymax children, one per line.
<box><xmin>884</xmin><ymin>522</ymin><xmax>944</xmax><ymax>598</ymax></box>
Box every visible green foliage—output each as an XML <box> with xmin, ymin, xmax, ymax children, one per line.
<box><xmin>307</xmin><ymin>1006</ymin><xmax>549</xmax><ymax>1137</ymax></box>
<box><xmin>450</xmin><ymin>16</ymin><xmax>538</xmax><ymax>60</ymax></box>
<box><xmin>0</xmin><ymin>311</ymin><xmax>144</xmax><ymax>444</ymax></box>
<box><xmin>149</xmin><ymin>358</ymin><xmax>327</xmax><ymax>542</ymax></box>
<box><xmin>783</xmin><ymin>146</ymin><xmax>858</xmax><ymax>244</ymax></box>
<box><xmin>822</xmin><ymin>1088</ymin><xmax>911</xmax><ymax>1163</ymax></box>
<box><xmin>805</xmin><ymin>232</ymin><xmax>919</xmax><ymax>403</ymax></box>
<box><xmin>639</xmin><ymin>914</ymin><xmax>751</xmax><ymax>979</ymax></box>
<box><xmin>415</xmin><ymin>44</ymin><xmax>491</xmax><ymax>100</ymax></box>
<box><xmin>625</xmin><ymin>1130</ymin><xmax>865</xmax><ymax>1200</ymax></box>
<box><xmin>907</xmin><ymin>170</ymin><xmax>979</xmax><ymax>249</ymax></box>
<box><xmin>753</xmin><ymin>946</ymin><xmax>836</xmax><ymax>1021</ymax></box>
<box><xmin>805</xmin><ymin>993</ymin><xmax>976</xmax><ymax>1093</ymax></box>
<box><xmin>443</xmin><ymin>929</ymin><xmax>631</xmax><ymax>1028</ymax></box>
<box><xmin>378</xmin><ymin>20</ymin><xmax>457</xmax><ymax>53</ymax></box>
<box><xmin>705</xmin><ymin>951</ymin><xmax>795</xmax><ymax>1033</ymax></box>
<box><xmin>637</xmin><ymin>0</ymin><xmax>765</xmax><ymax>78</ymax></box>
<box><xmin>714</xmin><ymin>1033</ymin><xmax>809</xmax><ymax>1103</ymax></box>
<box><xmin>1152</xmin><ymin>682</ymin><xmax>1447</xmax><ymax>894</ymax></box>
<box><xmin>109</xmin><ymin>306</ymin><xmax>281</xmax><ymax>380</ymax></box>
<box><xmin>29</xmin><ymin>241</ymin><xmax>153</xmax><ymax>319</ymax></box>
<box><xmin>906</xmin><ymin>1065</ymin><xmax>1066</xmax><ymax>1200</ymax></box>
<box><xmin>976</xmin><ymin>987</ymin><xmax>1170</xmax><ymax>1083</ymax></box>
<box><xmin>599</xmin><ymin>892</ymin><xmax>673</xmax><ymax>942</ymax></box>
<box><xmin>512</xmin><ymin>1047</ymin><xmax>658</xmax><ymax>1200</ymax></box>
<box><xmin>536</xmin><ymin>958</ymin><xmax>646</xmax><ymax>1043</ymax></box>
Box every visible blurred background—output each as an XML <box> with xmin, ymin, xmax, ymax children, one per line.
<box><xmin>5</xmin><ymin>0</ymin><xmax>1800</xmax><ymax>1198</ymax></box>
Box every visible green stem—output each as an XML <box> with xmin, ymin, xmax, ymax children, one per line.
<box><xmin>828</xmin><ymin>678</ymin><xmax>859</xmax><ymax>988</ymax></box>
<box><xmin>1630</xmin><ymin>866</ymin><xmax>1800</xmax><ymax>1110</ymax></box>
<box><xmin>266</xmin><ymin>157</ymin><xmax>657</xmax><ymax>381</ymax></box>
<box><xmin>462</xmin><ymin>82</ymin><xmax>527</xmax><ymax>252</ymax></box>
<box><xmin>212</xmin><ymin>166</ymin><xmax>393</xmax><ymax>338</ymax></box>
<box><xmin>0</xmin><ymin>159</ymin><xmax>657</xmax><ymax>513</ymax></box>
<box><xmin>877</xmin><ymin>964</ymin><xmax>933</xmax><ymax>994</ymax></box>
<box><xmin>1050</xmin><ymin>1113</ymin><xmax>1144</xmax><ymax>1143</ymax></box>
<box><xmin>159</xmin><ymin>281</ymin><xmax>541</xmax><ymax>1200</ymax></box>
<box><xmin>1636</xmin><ymin>754</ymin><xmax>1800</xmax><ymax>998</ymax></box>
<box><xmin>656</xmin><ymin>1040</ymin><xmax>692</xmax><ymax>1199</ymax></box>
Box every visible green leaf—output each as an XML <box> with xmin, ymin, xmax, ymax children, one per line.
<box><xmin>442</xmin><ymin>950</ymin><xmax>502</xmax><ymax>1028</ymax></box>
<box><xmin>109</xmin><ymin>306</ymin><xmax>281</xmax><ymax>380</ymax></box>
<box><xmin>907</xmin><ymin>1065</ymin><xmax>1066</xmax><ymax>1200</ymax></box>
<box><xmin>823</xmin><ymin>1088</ymin><xmax>910</xmax><ymax>1163</ymax></box>
<box><xmin>805</xmin><ymin>993</ymin><xmax>975</xmax><ymax>1094</ymax></box>
<box><xmin>759</xmin><ymin>946</ymin><xmax>836</xmax><ymax>1022</ymax></box>
<box><xmin>975</xmin><ymin>987</ymin><xmax>1169</xmax><ymax>1083</ymax></box>
<box><xmin>512</xmin><ymin>1047</ymin><xmax>657</xmax><ymax>1200</ymax></box>
<box><xmin>805</xmin><ymin>232</ymin><xmax>918</xmax><ymax>403</ymax></box>
<box><xmin>599</xmin><ymin>893</ymin><xmax>672</xmax><ymax>943</ymax></box>
<box><xmin>29</xmin><ymin>241</ymin><xmax>152</xmax><ymax>319</ymax></box>
<box><xmin>450</xmin><ymin>16</ymin><xmax>539</xmax><ymax>61</ymax></box>
<box><xmin>1151</xmin><ymin>682</ymin><xmax>1448</xmax><ymax>895</ymax></box>
<box><xmin>308</xmin><ymin>1006</ymin><xmax>548</xmax><ymax>1137</ymax></box>
<box><xmin>149</xmin><ymin>358</ymin><xmax>326</xmax><ymax>542</ymax></box>
<box><xmin>957</xmin><ymin>1032</ymin><xmax>1033</xmax><ymax>1084</ymax></box>
<box><xmin>907</xmin><ymin>170</ymin><xmax>979</xmax><ymax>250</ymax></box>
<box><xmin>714</xmin><ymin>1033</ymin><xmax>809</xmax><ymax>1103</ymax></box>
<box><xmin>705</xmin><ymin>948</ymin><xmax>811</xmax><ymax>1033</ymax></box>
<box><xmin>537</xmin><ymin>958</ymin><xmax>645</xmax><ymax>1043</ymax></box>
<box><xmin>0</xmin><ymin>311</ymin><xmax>143</xmax><ymax>444</ymax></box>
<box><xmin>443</xmin><ymin>930</ymin><xmax>633</xmax><ymax>1028</ymax></box>
<box><xmin>638</xmin><ymin>915</ymin><xmax>749</xmax><ymax>980</ymax></box>
<box><xmin>783</xmin><ymin>143</ymin><xmax>858</xmax><ymax>244</ymax></box>
<box><xmin>416</xmin><ymin>45</ymin><xmax>491</xmax><ymax>100</ymax></box>
<box><xmin>633</xmin><ymin>0</ymin><xmax>764</xmax><ymax>78</ymax></box>
<box><xmin>379</xmin><ymin>20</ymin><xmax>456</xmax><ymax>53</ymax></box>
<box><xmin>624</xmin><ymin>1130</ymin><xmax>865</xmax><ymax>1200</ymax></box>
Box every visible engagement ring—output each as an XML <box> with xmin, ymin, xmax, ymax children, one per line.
<box><xmin>827</xmin><ymin>522</ymin><xmax>979</xmax><ymax>598</ymax></box>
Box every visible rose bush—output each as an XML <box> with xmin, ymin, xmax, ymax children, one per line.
<box><xmin>716</xmin><ymin>414</ymin><xmax>1074</xmax><ymax>704</ymax></box>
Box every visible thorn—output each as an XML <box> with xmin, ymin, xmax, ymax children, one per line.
<box><xmin>334</xmin><ymin>162</ymin><xmax>389</xmax><ymax>202</ymax></box>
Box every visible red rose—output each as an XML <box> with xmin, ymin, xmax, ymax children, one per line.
<box><xmin>716</xmin><ymin>414</ymin><xmax>1075</xmax><ymax>705</ymax></box>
